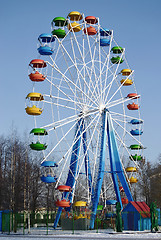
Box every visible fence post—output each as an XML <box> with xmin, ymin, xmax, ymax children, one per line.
<box><xmin>72</xmin><ymin>211</ymin><xmax>74</xmax><ymax>234</ymax></box>
<box><xmin>139</xmin><ymin>211</ymin><xmax>141</xmax><ymax>231</ymax></box>
<box><xmin>28</xmin><ymin>211</ymin><xmax>30</xmax><ymax>233</ymax></box>
<box><xmin>9</xmin><ymin>212</ymin><xmax>11</xmax><ymax>234</ymax></box>
<box><xmin>11</xmin><ymin>211</ymin><xmax>13</xmax><ymax>232</ymax></box>
<box><xmin>46</xmin><ymin>210</ymin><xmax>49</xmax><ymax>235</ymax></box>
<box><xmin>96</xmin><ymin>215</ymin><xmax>98</xmax><ymax>233</ymax></box>
<box><xmin>23</xmin><ymin>211</ymin><xmax>25</xmax><ymax>235</ymax></box>
<box><xmin>116</xmin><ymin>202</ymin><xmax>122</xmax><ymax>232</ymax></box>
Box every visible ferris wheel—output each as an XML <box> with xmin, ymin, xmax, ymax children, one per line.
<box><xmin>25</xmin><ymin>11</ymin><xmax>144</xmax><ymax>229</ymax></box>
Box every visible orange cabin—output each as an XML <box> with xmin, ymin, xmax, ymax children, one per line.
<box><xmin>127</xmin><ymin>93</ymin><xmax>140</xmax><ymax>99</ymax></box>
<box><xmin>55</xmin><ymin>199</ymin><xmax>71</xmax><ymax>208</ymax></box>
<box><xmin>84</xmin><ymin>26</ymin><xmax>97</xmax><ymax>35</ymax></box>
<box><xmin>29</xmin><ymin>71</ymin><xmax>46</xmax><ymax>82</ymax></box>
<box><xmin>57</xmin><ymin>185</ymin><xmax>71</xmax><ymax>192</ymax></box>
<box><xmin>127</xmin><ymin>103</ymin><xmax>139</xmax><ymax>110</ymax></box>
<box><xmin>85</xmin><ymin>16</ymin><xmax>98</xmax><ymax>24</ymax></box>
<box><xmin>121</xmin><ymin>198</ymin><xmax>128</xmax><ymax>204</ymax></box>
<box><xmin>29</xmin><ymin>59</ymin><xmax>47</xmax><ymax>68</ymax></box>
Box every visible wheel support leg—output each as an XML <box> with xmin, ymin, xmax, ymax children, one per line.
<box><xmin>106</xmin><ymin>112</ymin><xmax>133</xmax><ymax>209</ymax></box>
<box><xmin>90</xmin><ymin>110</ymin><xmax>107</xmax><ymax>229</ymax></box>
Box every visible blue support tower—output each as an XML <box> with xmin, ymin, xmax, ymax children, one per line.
<box><xmin>54</xmin><ymin>118</ymin><xmax>83</xmax><ymax>228</ymax></box>
<box><xmin>90</xmin><ymin>110</ymin><xmax>107</xmax><ymax>229</ymax></box>
<box><xmin>82</xmin><ymin>125</ymin><xmax>92</xmax><ymax>194</ymax></box>
<box><xmin>54</xmin><ymin>118</ymin><xmax>92</xmax><ymax>228</ymax></box>
<box><xmin>106</xmin><ymin>112</ymin><xmax>133</xmax><ymax>209</ymax></box>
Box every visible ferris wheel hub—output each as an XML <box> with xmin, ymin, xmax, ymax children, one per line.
<box><xmin>81</xmin><ymin>105</ymin><xmax>89</xmax><ymax>116</ymax></box>
<box><xmin>99</xmin><ymin>103</ymin><xmax>106</xmax><ymax>113</ymax></box>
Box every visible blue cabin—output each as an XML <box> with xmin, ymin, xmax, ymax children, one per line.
<box><xmin>130</xmin><ymin>129</ymin><xmax>143</xmax><ymax>136</ymax></box>
<box><xmin>122</xmin><ymin>201</ymin><xmax>151</xmax><ymax>231</ymax></box>
<box><xmin>37</xmin><ymin>33</ymin><xmax>55</xmax><ymax>55</ymax></box>
<box><xmin>40</xmin><ymin>160</ymin><xmax>57</xmax><ymax>183</ymax></box>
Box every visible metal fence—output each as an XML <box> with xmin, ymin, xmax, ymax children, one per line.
<box><xmin>1</xmin><ymin>210</ymin><xmax>57</xmax><ymax>234</ymax></box>
<box><xmin>0</xmin><ymin>210</ymin><xmax>117</xmax><ymax>234</ymax></box>
<box><xmin>0</xmin><ymin>209</ymin><xmax>160</xmax><ymax>234</ymax></box>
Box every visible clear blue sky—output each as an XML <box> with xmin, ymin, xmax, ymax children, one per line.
<box><xmin>0</xmin><ymin>0</ymin><xmax>161</xmax><ymax>163</ymax></box>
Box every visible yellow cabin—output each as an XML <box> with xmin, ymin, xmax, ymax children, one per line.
<box><xmin>129</xmin><ymin>177</ymin><xmax>138</xmax><ymax>183</ymax></box>
<box><xmin>25</xmin><ymin>105</ymin><xmax>42</xmax><ymax>116</ymax></box>
<box><xmin>126</xmin><ymin>167</ymin><xmax>137</xmax><ymax>172</ymax></box>
<box><xmin>26</xmin><ymin>92</ymin><xmax>44</xmax><ymax>101</ymax></box>
<box><xmin>67</xmin><ymin>22</ymin><xmax>82</xmax><ymax>32</ymax></box>
<box><xmin>74</xmin><ymin>201</ymin><xmax>87</xmax><ymax>207</ymax></box>
<box><xmin>68</xmin><ymin>11</ymin><xmax>82</xmax><ymax>21</ymax></box>
<box><xmin>121</xmin><ymin>69</ymin><xmax>132</xmax><ymax>76</ymax></box>
<box><xmin>120</xmin><ymin>79</ymin><xmax>133</xmax><ymax>86</ymax></box>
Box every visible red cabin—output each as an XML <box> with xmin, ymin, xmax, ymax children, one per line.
<box><xmin>29</xmin><ymin>59</ymin><xmax>47</xmax><ymax>68</ymax></box>
<box><xmin>29</xmin><ymin>71</ymin><xmax>46</xmax><ymax>82</ymax></box>
<box><xmin>119</xmin><ymin>186</ymin><xmax>124</xmax><ymax>192</ymax></box>
<box><xmin>57</xmin><ymin>185</ymin><xmax>71</xmax><ymax>192</ymax></box>
<box><xmin>84</xmin><ymin>26</ymin><xmax>97</xmax><ymax>35</ymax></box>
<box><xmin>127</xmin><ymin>93</ymin><xmax>140</xmax><ymax>99</ymax></box>
<box><xmin>85</xmin><ymin>16</ymin><xmax>98</xmax><ymax>24</ymax></box>
<box><xmin>55</xmin><ymin>199</ymin><xmax>71</xmax><ymax>208</ymax></box>
<box><xmin>127</xmin><ymin>103</ymin><xmax>139</xmax><ymax>110</ymax></box>
<box><xmin>121</xmin><ymin>198</ymin><xmax>128</xmax><ymax>204</ymax></box>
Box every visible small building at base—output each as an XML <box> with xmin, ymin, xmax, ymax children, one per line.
<box><xmin>122</xmin><ymin>201</ymin><xmax>151</xmax><ymax>231</ymax></box>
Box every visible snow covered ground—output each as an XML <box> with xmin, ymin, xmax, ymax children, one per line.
<box><xmin>1</xmin><ymin>228</ymin><xmax>161</xmax><ymax>240</ymax></box>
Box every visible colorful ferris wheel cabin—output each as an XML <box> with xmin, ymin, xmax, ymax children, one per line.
<box><xmin>119</xmin><ymin>186</ymin><xmax>124</xmax><ymax>192</ymax></box>
<box><xmin>57</xmin><ymin>185</ymin><xmax>71</xmax><ymax>192</ymax></box>
<box><xmin>111</xmin><ymin>46</ymin><xmax>123</xmax><ymax>54</ymax></box>
<box><xmin>121</xmin><ymin>69</ymin><xmax>132</xmax><ymax>76</ymax></box>
<box><xmin>25</xmin><ymin>105</ymin><xmax>42</xmax><ymax>115</ymax></box>
<box><xmin>29</xmin><ymin>71</ymin><xmax>46</xmax><ymax>82</ymax></box>
<box><xmin>97</xmin><ymin>205</ymin><xmax>103</xmax><ymax>211</ymax></box>
<box><xmin>127</xmin><ymin>103</ymin><xmax>139</xmax><ymax>110</ymax></box>
<box><xmin>30</xmin><ymin>141</ymin><xmax>47</xmax><ymax>151</ymax></box>
<box><xmin>85</xmin><ymin>16</ymin><xmax>98</xmax><ymax>24</ymax></box>
<box><xmin>52</xmin><ymin>28</ymin><xmax>66</xmax><ymax>38</ymax></box>
<box><xmin>41</xmin><ymin>175</ymin><xmax>56</xmax><ymax>183</ymax></box>
<box><xmin>56</xmin><ymin>199</ymin><xmax>71</xmax><ymax>208</ymax></box>
<box><xmin>125</xmin><ymin>167</ymin><xmax>137</xmax><ymax>172</ymax></box>
<box><xmin>100</xmin><ymin>28</ymin><xmax>112</xmax><ymax>36</ymax></box>
<box><xmin>51</xmin><ymin>17</ymin><xmax>67</xmax><ymax>38</ymax></box>
<box><xmin>121</xmin><ymin>198</ymin><xmax>128</xmax><ymax>204</ymax></box>
<box><xmin>120</xmin><ymin>79</ymin><xmax>133</xmax><ymax>86</ymax></box>
<box><xmin>100</xmin><ymin>39</ymin><xmax>110</xmax><ymax>46</ymax></box>
<box><xmin>130</xmin><ymin>154</ymin><xmax>143</xmax><ymax>161</ymax></box>
<box><xmin>84</xmin><ymin>26</ymin><xmax>97</xmax><ymax>35</ymax></box>
<box><xmin>30</xmin><ymin>128</ymin><xmax>48</xmax><ymax>151</ymax></box>
<box><xmin>30</xmin><ymin>128</ymin><xmax>48</xmax><ymax>135</ymax></box>
<box><xmin>41</xmin><ymin>161</ymin><xmax>57</xmax><ymax>183</ymax></box>
<box><xmin>41</xmin><ymin>160</ymin><xmax>57</xmax><ymax>167</ymax></box>
<box><xmin>130</xmin><ymin>119</ymin><xmax>143</xmax><ymax>125</ymax></box>
<box><xmin>129</xmin><ymin>144</ymin><xmax>143</xmax><ymax>150</ymax></box>
<box><xmin>74</xmin><ymin>201</ymin><xmax>87</xmax><ymax>207</ymax></box>
<box><xmin>129</xmin><ymin>177</ymin><xmax>138</xmax><ymax>183</ymax></box>
<box><xmin>29</xmin><ymin>59</ymin><xmax>47</xmax><ymax>68</ymax></box>
<box><xmin>38</xmin><ymin>46</ymin><xmax>53</xmax><ymax>55</ymax></box>
<box><xmin>127</xmin><ymin>93</ymin><xmax>140</xmax><ymax>99</ymax></box>
<box><xmin>106</xmin><ymin>200</ymin><xmax>117</xmax><ymax>205</ymax></box>
<box><xmin>26</xmin><ymin>92</ymin><xmax>44</xmax><ymax>101</ymax></box>
<box><xmin>38</xmin><ymin>33</ymin><xmax>55</xmax><ymax>43</ymax></box>
<box><xmin>111</xmin><ymin>56</ymin><xmax>124</xmax><ymax>64</ymax></box>
<box><xmin>68</xmin><ymin>22</ymin><xmax>82</xmax><ymax>32</ymax></box>
<box><xmin>68</xmin><ymin>11</ymin><xmax>82</xmax><ymax>21</ymax></box>
<box><xmin>130</xmin><ymin>129</ymin><xmax>143</xmax><ymax>136</ymax></box>
<box><xmin>51</xmin><ymin>17</ymin><xmax>68</xmax><ymax>27</ymax></box>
